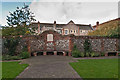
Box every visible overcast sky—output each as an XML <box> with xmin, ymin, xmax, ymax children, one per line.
<box><xmin>1</xmin><ymin>0</ymin><xmax>119</xmax><ymax>26</ymax></box>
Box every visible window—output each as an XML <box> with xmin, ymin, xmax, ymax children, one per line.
<box><xmin>65</xmin><ymin>30</ymin><xmax>68</xmax><ymax>35</ymax></box>
<box><xmin>47</xmin><ymin>34</ymin><xmax>53</xmax><ymax>41</ymax></box>
<box><xmin>74</xmin><ymin>30</ymin><xmax>76</xmax><ymax>33</ymax></box>
<box><xmin>57</xmin><ymin>30</ymin><xmax>62</xmax><ymax>34</ymax></box>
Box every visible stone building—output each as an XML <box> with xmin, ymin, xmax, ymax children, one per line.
<box><xmin>30</xmin><ymin>20</ymin><xmax>93</xmax><ymax>36</ymax></box>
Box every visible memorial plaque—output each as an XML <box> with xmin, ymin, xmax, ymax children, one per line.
<box><xmin>47</xmin><ymin>34</ymin><xmax>53</xmax><ymax>41</ymax></box>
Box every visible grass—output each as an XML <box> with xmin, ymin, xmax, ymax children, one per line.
<box><xmin>2</xmin><ymin>61</ymin><xmax>28</xmax><ymax>79</ymax></box>
<box><xmin>70</xmin><ymin>59</ymin><xmax>118</xmax><ymax>79</ymax></box>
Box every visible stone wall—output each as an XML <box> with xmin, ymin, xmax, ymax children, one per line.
<box><xmin>72</xmin><ymin>36</ymin><xmax>118</xmax><ymax>52</ymax></box>
<box><xmin>2</xmin><ymin>30</ymin><xmax>119</xmax><ymax>55</ymax></box>
<box><xmin>55</xmin><ymin>40</ymin><xmax>69</xmax><ymax>51</ymax></box>
<box><xmin>103</xmin><ymin>39</ymin><xmax>117</xmax><ymax>52</ymax></box>
<box><xmin>26</xmin><ymin>30</ymin><xmax>70</xmax><ymax>53</ymax></box>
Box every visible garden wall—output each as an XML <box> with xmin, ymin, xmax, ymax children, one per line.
<box><xmin>2</xmin><ymin>30</ymin><xmax>119</xmax><ymax>55</ymax></box>
<box><xmin>73</xmin><ymin>36</ymin><xmax>119</xmax><ymax>52</ymax></box>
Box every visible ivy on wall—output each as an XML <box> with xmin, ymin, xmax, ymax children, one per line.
<box><xmin>84</xmin><ymin>39</ymin><xmax>92</xmax><ymax>55</ymax></box>
<box><xmin>4</xmin><ymin>37</ymin><xmax>20</xmax><ymax>56</ymax></box>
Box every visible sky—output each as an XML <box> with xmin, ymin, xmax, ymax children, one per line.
<box><xmin>0</xmin><ymin>0</ymin><xmax>119</xmax><ymax>26</ymax></box>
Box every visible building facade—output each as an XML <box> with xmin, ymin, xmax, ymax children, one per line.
<box><xmin>30</xmin><ymin>20</ymin><xmax>93</xmax><ymax>36</ymax></box>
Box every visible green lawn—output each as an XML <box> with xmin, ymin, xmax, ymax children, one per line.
<box><xmin>2</xmin><ymin>61</ymin><xmax>28</xmax><ymax>79</ymax></box>
<box><xmin>70</xmin><ymin>59</ymin><xmax>118</xmax><ymax>79</ymax></box>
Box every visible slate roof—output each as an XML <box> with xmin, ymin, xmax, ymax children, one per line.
<box><xmin>30</xmin><ymin>21</ymin><xmax>93</xmax><ymax>30</ymax></box>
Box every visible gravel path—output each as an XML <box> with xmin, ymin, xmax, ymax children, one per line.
<box><xmin>16</xmin><ymin>56</ymin><xmax>80</xmax><ymax>78</ymax></box>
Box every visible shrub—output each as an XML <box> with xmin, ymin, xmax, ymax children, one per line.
<box><xmin>2</xmin><ymin>55</ymin><xmax>11</xmax><ymax>60</ymax></box>
<box><xmin>20</xmin><ymin>51</ymin><xmax>30</xmax><ymax>59</ymax></box>
<box><xmin>80</xmin><ymin>52</ymin><xmax>84</xmax><ymax>57</ymax></box>
<box><xmin>72</xmin><ymin>45</ymin><xmax>80</xmax><ymax>58</ymax></box>
<box><xmin>11</xmin><ymin>56</ymin><xmax>21</xmax><ymax>60</ymax></box>
<box><xmin>72</xmin><ymin>50</ymin><xmax>80</xmax><ymax>58</ymax></box>
<box><xmin>2</xmin><ymin>55</ymin><xmax>22</xmax><ymax>60</ymax></box>
<box><xmin>4</xmin><ymin>38</ymin><xmax>20</xmax><ymax>56</ymax></box>
<box><xmin>90</xmin><ymin>52</ymin><xmax>95</xmax><ymax>57</ymax></box>
<box><xmin>84</xmin><ymin>39</ymin><xmax>92</xmax><ymax>56</ymax></box>
<box><xmin>101</xmin><ymin>52</ymin><xmax>105</xmax><ymax>56</ymax></box>
<box><xmin>118</xmin><ymin>53</ymin><xmax>120</xmax><ymax>56</ymax></box>
<box><xmin>94</xmin><ymin>53</ymin><xmax>100</xmax><ymax>57</ymax></box>
<box><xmin>86</xmin><ymin>52</ymin><xmax>89</xmax><ymax>57</ymax></box>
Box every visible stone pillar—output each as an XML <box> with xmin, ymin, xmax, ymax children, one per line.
<box><xmin>69</xmin><ymin>35</ymin><xmax>73</xmax><ymax>57</ymax></box>
<box><xmin>101</xmin><ymin>39</ymin><xmax>104</xmax><ymax>52</ymax></box>
<box><xmin>116</xmin><ymin>53</ymin><xmax>118</xmax><ymax>56</ymax></box>
<box><xmin>54</xmin><ymin>51</ymin><xmax>57</xmax><ymax>55</ymax></box>
<box><xmin>33</xmin><ymin>52</ymin><xmax>37</xmax><ymax>56</ymax></box>
<box><xmin>105</xmin><ymin>53</ymin><xmax>108</xmax><ymax>56</ymax></box>
<box><xmin>43</xmin><ymin>51</ymin><xmax>47</xmax><ymax>55</ymax></box>
<box><xmin>62</xmin><ymin>28</ymin><xmax>64</xmax><ymax>35</ymax></box>
<box><xmin>27</xmin><ymin>40</ymin><xmax>31</xmax><ymax>56</ymax></box>
<box><xmin>63</xmin><ymin>52</ymin><xmax>66</xmax><ymax>56</ymax></box>
<box><xmin>68</xmin><ymin>52</ymin><xmax>71</xmax><ymax>56</ymax></box>
<box><xmin>38</xmin><ymin>21</ymin><xmax>40</xmax><ymax>34</ymax></box>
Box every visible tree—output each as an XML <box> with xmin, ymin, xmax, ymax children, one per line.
<box><xmin>2</xmin><ymin>25</ymin><xmax>30</xmax><ymax>36</ymax></box>
<box><xmin>4</xmin><ymin>38</ymin><xmax>19</xmax><ymax>56</ymax></box>
<box><xmin>6</xmin><ymin>3</ymin><xmax>36</xmax><ymax>27</ymax></box>
<box><xmin>88</xmin><ymin>19</ymin><xmax>120</xmax><ymax>37</ymax></box>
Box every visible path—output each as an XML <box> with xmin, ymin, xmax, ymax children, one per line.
<box><xmin>17</xmin><ymin>56</ymin><xmax>80</xmax><ymax>78</ymax></box>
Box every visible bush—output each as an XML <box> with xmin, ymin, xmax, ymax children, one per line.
<box><xmin>4</xmin><ymin>38</ymin><xmax>20</xmax><ymax>56</ymax></box>
<box><xmin>118</xmin><ymin>53</ymin><xmax>120</xmax><ymax>56</ymax></box>
<box><xmin>94</xmin><ymin>53</ymin><xmax>100</xmax><ymax>57</ymax></box>
<box><xmin>101</xmin><ymin>52</ymin><xmax>105</xmax><ymax>56</ymax></box>
<box><xmin>80</xmin><ymin>52</ymin><xmax>84</xmax><ymax>57</ymax></box>
<box><xmin>2</xmin><ymin>55</ymin><xmax>22</xmax><ymax>60</ymax></box>
<box><xmin>72</xmin><ymin>45</ymin><xmax>80</xmax><ymax>58</ymax></box>
<box><xmin>11</xmin><ymin>56</ymin><xmax>21</xmax><ymax>60</ymax></box>
<box><xmin>86</xmin><ymin>52</ymin><xmax>89</xmax><ymax>57</ymax></box>
<box><xmin>84</xmin><ymin>39</ymin><xmax>92</xmax><ymax>54</ymax></box>
<box><xmin>90</xmin><ymin>52</ymin><xmax>95</xmax><ymax>57</ymax></box>
<box><xmin>20</xmin><ymin>51</ymin><xmax>30</xmax><ymax>59</ymax></box>
<box><xmin>72</xmin><ymin>50</ymin><xmax>80</xmax><ymax>58</ymax></box>
<box><xmin>2</xmin><ymin>55</ymin><xmax>11</xmax><ymax>60</ymax></box>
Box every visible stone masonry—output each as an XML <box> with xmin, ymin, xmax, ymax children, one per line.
<box><xmin>2</xmin><ymin>30</ymin><xmax>119</xmax><ymax>56</ymax></box>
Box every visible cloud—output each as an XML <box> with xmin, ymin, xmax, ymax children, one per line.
<box><xmin>29</xmin><ymin>1</ymin><xmax>118</xmax><ymax>25</ymax></box>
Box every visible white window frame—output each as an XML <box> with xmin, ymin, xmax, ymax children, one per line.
<box><xmin>64</xmin><ymin>29</ymin><xmax>69</xmax><ymax>35</ymax></box>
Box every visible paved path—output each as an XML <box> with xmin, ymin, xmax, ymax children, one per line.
<box><xmin>17</xmin><ymin>56</ymin><xmax>80</xmax><ymax>78</ymax></box>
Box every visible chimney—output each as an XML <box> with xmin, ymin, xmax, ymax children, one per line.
<box><xmin>96</xmin><ymin>21</ymin><xmax>99</xmax><ymax>26</ymax></box>
<box><xmin>38</xmin><ymin>21</ymin><xmax>40</xmax><ymax>34</ymax></box>
<box><xmin>53</xmin><ymin>21</ymin><xmax>56</xmax><ymax>29</ymax></box>
<box><xmin>93</xmin><ymin>21</ymin><xmax>99</xmax><ymax>29</ymax></box>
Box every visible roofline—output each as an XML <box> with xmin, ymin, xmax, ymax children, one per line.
<box><xmin>31</xmin><ymin>22</ymin><xmax>91</xmax><ymax>26</ymax></box>
<box><xmin>93</xmin><ymin>17</ymin><xmax>120</xmax><ymax>27</ymax></box>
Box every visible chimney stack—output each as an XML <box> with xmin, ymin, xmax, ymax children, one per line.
<box><xmin>53</xmin><ymin>21</ymin><xmax>56</xmax><ymax>29</ymax></box>
<box><xmin>38</xmin><ymin>21</ymin><xmax>40</xmax><ymax>34</ymax></box>
<box><xmin>96</xmin><ymin>21</ymin><xmax>99</xmax><ymax>26</ymax></box>
<box><xmin>93</xmin><ymin>21</ymin><xmax>99</xmax><ymax>29</ymax></box>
